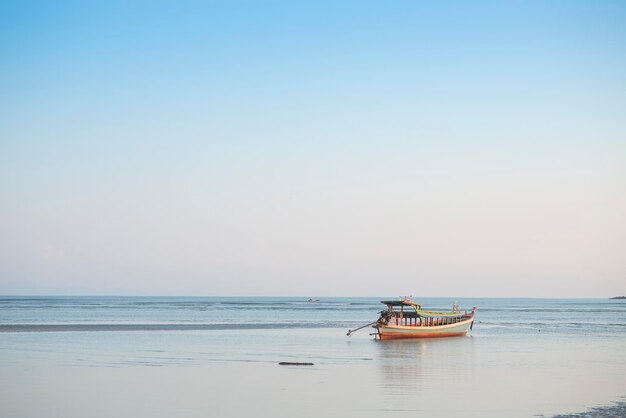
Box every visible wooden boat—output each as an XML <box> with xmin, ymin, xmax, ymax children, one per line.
<box><xmin>375</xmin><ymin>299</ymin><xmax>476</xmax><ymax>340</ymax></box>
<box><xmin>347</xmin><ymin>299</ymin><xmax>476</xmax><ymax>339</ymax></box>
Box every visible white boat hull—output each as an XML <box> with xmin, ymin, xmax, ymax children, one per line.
<box><xmin>376</xmin><ymin>317</ymin><xmax>474</xmax><ymax>340</ymax></box>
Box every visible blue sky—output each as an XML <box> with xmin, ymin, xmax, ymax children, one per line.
<box><xmin>1</xmin><ymin>1</ymin><xmax>625</xmax><ymax>296</ymax></box>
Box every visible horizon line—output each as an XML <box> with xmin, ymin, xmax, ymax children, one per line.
<box><xmin>0</xmin><ymin>294</ymin><xmax>622</xmax><ymax>300</ymax></box>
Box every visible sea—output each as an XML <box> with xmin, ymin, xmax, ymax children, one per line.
<box><xmin>1</xmin><ymin>296</ymin><xmax>625</xmax><ymax>418</ymax></box>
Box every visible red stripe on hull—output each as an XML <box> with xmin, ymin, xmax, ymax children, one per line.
<box><xmin>378</xmin><ymin>331</ymin><xmax>467</xmax><ymax>340</ymax></box>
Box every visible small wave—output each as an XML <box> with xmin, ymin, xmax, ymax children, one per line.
<box><xmin>0</xmin><ymin>321</ymin><xmax>355</xmax><ymax>333</ymax></box>
<box><xmin>476</xmin><ymin>308</ymin><xmax>626</xmax><ymax>313</ymax></box>
<box><xmin>478</xmin><ymin>321</ymin><xmax>626</xmax><ymax>327</ymax></box>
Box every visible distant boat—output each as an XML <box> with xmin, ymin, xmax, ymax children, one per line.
<box><xmin>347</xmin><ymin>299</ymin><xmax>476</xmax><ymax>339</ymax></box>
<box><xmin>306</xmin><ymin>299</ymin><xmax>320</xmax><ymax>303</ymax></box>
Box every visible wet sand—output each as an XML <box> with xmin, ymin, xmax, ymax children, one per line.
<box><xmin>1</xmin><ymin>328</ymin><xmax>626</xmax><ymax>417</ymax></box>
<box><xmin>550</xmin><ymin>401</ymin><xmax>626</xmax><ymax>417</ymax></box>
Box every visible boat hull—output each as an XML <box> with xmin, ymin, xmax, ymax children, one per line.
<box><xmin>376</xmin><ymin>317</ymin><xmax>474</xmax><ymax>340</ymax></box>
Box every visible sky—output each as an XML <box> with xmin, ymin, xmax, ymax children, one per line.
<box><xmin>1</xmin><ymin>1</ymin><xmax>625</xmax><ymax>297</ymax></box>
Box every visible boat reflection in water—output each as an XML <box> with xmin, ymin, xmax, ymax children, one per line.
<box><xmin>375</xmin><ymin>336</ymin><xmax>476</xmax><ymax>410</ymax></box>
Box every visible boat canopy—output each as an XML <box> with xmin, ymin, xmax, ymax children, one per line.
<box><xmin>418</xmin><ymin>312</ymin><xmax>466</xmax><ymax>319</ymax></box>
<box><xmin>381</xmin><ymin>300</ymin><xmax>420</xmax><ymax>307</ymax></box>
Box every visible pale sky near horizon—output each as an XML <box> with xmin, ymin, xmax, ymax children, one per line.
<box><xmin>1</xmin><ymin>1</ymin><xmax>625</xmax><ymax>297</ymax></box>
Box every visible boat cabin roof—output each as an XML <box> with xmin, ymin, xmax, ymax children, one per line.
<box><xmin>380</xmin><ymin>300</ymin><xmax>420</xmax><ymax>307</ymax></box>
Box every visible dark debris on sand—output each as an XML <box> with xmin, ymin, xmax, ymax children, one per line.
<box><xmin>549</xmin><ymin>401</ymin><xmax>626</xmax><ymax>418</ymax></box>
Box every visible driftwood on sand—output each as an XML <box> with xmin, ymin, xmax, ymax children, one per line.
<box><xmin>278</xmin><ymin>362</ymin><xmax>314</xmax><ymax>366</ymax></box>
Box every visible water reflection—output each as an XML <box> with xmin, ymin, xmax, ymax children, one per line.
<box><xmin>375</xmin><ymin>336</ymin><xmax>476</xmax><ymax>403</ymax></box>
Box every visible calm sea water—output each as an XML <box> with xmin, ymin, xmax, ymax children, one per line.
<box><xmin>1</xmin><ymin>297</ymin><xmax>625</xmax><ymax>417</ymax></box>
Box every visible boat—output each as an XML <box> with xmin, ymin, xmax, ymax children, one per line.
<box><xmin>347</xmin><ymin>299</ymin><xmax>476</xmax><ymax>340</ymax></box>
